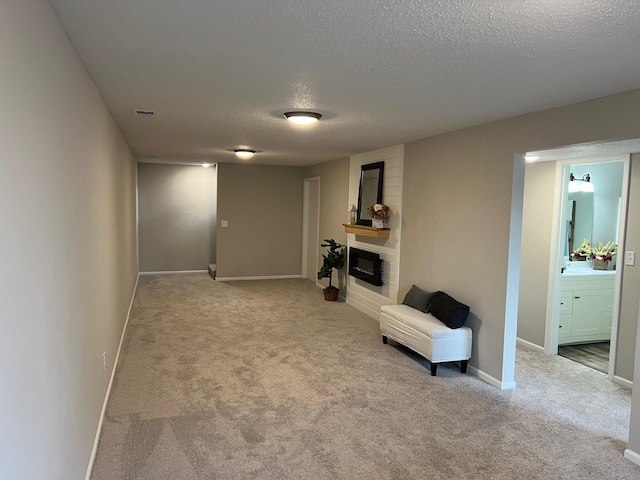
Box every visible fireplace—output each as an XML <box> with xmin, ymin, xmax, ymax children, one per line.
<box><xmin>348</xmin><ymin>247</ymin><xmax>383</xmax><ymax>286</ymax></box>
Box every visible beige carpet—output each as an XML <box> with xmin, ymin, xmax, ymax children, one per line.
<box><xmin>91</xmin><ymin>274</ymin><xmax>639</xmax><ymax>479</ymax></box>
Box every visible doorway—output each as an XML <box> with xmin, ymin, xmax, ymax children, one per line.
<box><xmin>302</xmin><ymin>177</ymin><xmax>320</xmax><ymax>282</ymax></box>
<box><xmin>557</xmin><ymin>159</ymin><xmax>625</xmax><ymax>373</ymax></box>
<box><xmin>545</xmin><ymin>156</ymin><xmax>630</xmax><ymax>379</ymax></box>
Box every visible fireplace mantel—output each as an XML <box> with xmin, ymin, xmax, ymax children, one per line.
<box><xmin>343</xmin><ymin>224</ymin><xmax>390</xmax><ymax>239</ymax></box>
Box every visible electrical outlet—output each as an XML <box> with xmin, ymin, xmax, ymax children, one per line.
<box><xmin>103</xmin><ymin>352</ymin><xmax>106</xmax><ymax>371</ymax></box>
<box><xmin>221</xmin><ymin>220</ymin><xmax>228</xmax><ymax>227</ymax></box>
<box><xmin>626</xmin><ymin>251</ymin><xmax>635</xmax><ymax>266</ymax></box>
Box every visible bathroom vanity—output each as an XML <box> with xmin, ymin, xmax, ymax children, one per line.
<box><xmin>559</xmin><ymin>265</ymin><xmax>615</xmax><ymax>345</ymax></box>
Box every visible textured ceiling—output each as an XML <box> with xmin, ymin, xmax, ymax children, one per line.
<box><xmin>49</xmin><ymin>0</ymin><xmax>640</xmax><ymax>166</ymax></box>
<box><xmin>528</xmin><ymin>138</ymin><xmax>640</xmax><ymax>162</ymax></box>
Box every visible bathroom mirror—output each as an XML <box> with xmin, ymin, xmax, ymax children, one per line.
<box><xmin>567</xmin><ymin>191</ymin><xmax>594</xmax><ymax>255</ymax></box>
<box><xmin>356</xmin><ymin>161</ymin><xmax>384</xmax><ymax>226</ymax></box>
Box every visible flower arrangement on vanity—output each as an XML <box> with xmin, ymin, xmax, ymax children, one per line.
<box><xmin>571</xmin><ymin>239</ymin><xmax>617</xmax><ymax>270</ymax></box>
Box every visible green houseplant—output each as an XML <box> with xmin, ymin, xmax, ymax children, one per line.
<box><xmin>317</xmin><ymin>239</ymin><xmax>345</xmax><ymax>301</ymax></box>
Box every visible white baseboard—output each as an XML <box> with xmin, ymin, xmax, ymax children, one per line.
<box><xmin>467</xmin><ymin>364</ymin><xmax>516</xmax><ymax>390</ymax></box>
<box><xmin>624</xmin><ymin>448</ymin><xmax>640</xmax><ymax>467</ymax></box>
<box><xmin>516</xmin><ymin>337</ymin><xmax>545</xmax><ymax>353</ymax></box>
<box><xmin>139</xmin><ymin>270</ymin><xmax>207</xmax><ymax>275</ymax></box>
<box><xmin>614</xmin><ymin>375</ymin><xmax>633</xmax><ymax>389</ymax></box>
<box><xmin>216</xmin><ymin>274</ymin><xmax>302</xmax><ymax>281</ymax></box>
<box><xmin>84</xmin><ymin>273</ymin><xmax>139</xmax><ymax>480</ymax></box>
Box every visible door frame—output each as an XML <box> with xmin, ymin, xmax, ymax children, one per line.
<box><xmin>302</xmin><ymin>176</ymin><xmax>320</xmax><ymax>281</ymax></box>
<box><xmin>544</xmin><ymin>155</ymin><xmax>631</xmax><ymax>381</ymax></box>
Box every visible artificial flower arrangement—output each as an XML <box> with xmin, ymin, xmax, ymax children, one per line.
<box><xmin>367</xmin><ymin>203</ymin><xmax>390</xmax><ymax>220</ymax></box>
<box><xmin>571</xmin><ymin>239</ymin><xmax>617</xmax><ymax>263</ymax></box>
<box><xmin>592</xmin><ymin>241</ymin><xmax>617</xmax><ymax>262</ymax></box>
<box><xmin>571</xmin><ymin>239</ymin><xmax>593</xmax><ymax>260</ymax></box>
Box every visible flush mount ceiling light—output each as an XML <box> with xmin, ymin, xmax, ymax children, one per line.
<box><xmin>568</xmin><ymin>173</ymin><xmax>594</xmax><ymax>193</ymax></box>
<box><xmin>234</xmin><ymin>149</ymin><xmax>255</xmax><ymax>159</ymax></box>
<box><xmin>283</xmin><ymin>111</ymin><xmax>322</xmax><ymax>125</ymax></box>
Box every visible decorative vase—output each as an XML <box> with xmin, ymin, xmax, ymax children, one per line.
<box><xmin>592</xmin><ymin>258</ymin><xmax>609</xmax><ymax>271</ymax></box>
<box><xmin>372</xmin><ymin>218</ymin><xmax>385</xmax><ymax>229</ymax></box>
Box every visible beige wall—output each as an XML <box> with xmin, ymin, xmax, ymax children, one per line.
<box><xmin>401</xmin><ymin>88</ymin><xmax>640</xmax><ymax>388</ymax></box>
<box><xmin>619</xmin><ymin>154</ymin><xmax>640</xmax><ymax>381</ymax></box>
<box><xmin>138</xmin><ymin>163</ymin><xmax>217</xmax><ymax>272</ymax></box>
<box><xmin>0</xmin><ymin>1</ymin><xmax>137</xmax><ymax>479</ymax></box>
<box><xmin>216</xmin><ymin>163</ymin><xmax>304</xmax><ymax>278</ymax></box>
<box><xmin>303</xmin><ymin>157</ymin><xmax>350</xmax><ymax>289</ymax></box>
<box><xmin>518</xmin><ymin>160</ymin><xmax>556</xmax><ymax>346</ymax></box>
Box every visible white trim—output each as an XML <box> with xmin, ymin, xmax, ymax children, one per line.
<box><xmin>139</xmin><ymin>270</ymin><xmax>208</xmax><ymax>275</ymax></box>
<box><xmin>503</xmin><ymin>152</ymin><xmax>525</xmax><ymax>388</ymax></box>
<box><xmin>516</xmin><ymin>337</ymin><xmax>545</xmax><ymax>353</ymax></box>
<box><xmin>544</xmin><ymin>161</ymin><xmax>569</xmax><ymax>355</ymax></box>
<box><xmin>301</xmin><ymin>176</ymin><xmax>320</xmax><ymax>281</ymax></box>
<box><xmin>614</xmin><ymin>375</ymin><xmax>633</xmax><ymax>389</ymax></box>
<box><xmin>467</xmin><ymin>364</ymin><xmax>516</xmax><ymax>390</ymax></box>
<box><xmin>348</xmin><ymin>296</ymin><xmax>381</xmax><ymax>320</ymax></box>
<box><xmin>624</xmin><ymin>448</ymin><xmax>640</xmax><ymax>467</ymax></box>
<box><xmin>216</xmin><ymin>274</ymin><xmax>302</xmax><ymax>281</ymax></box>
<box><xmin>85</xmin><ymin>274</ymin><xmax>139</xmax><ymax>480</ymax></box>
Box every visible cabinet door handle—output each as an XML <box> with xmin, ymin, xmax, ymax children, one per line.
<box><xmin>574</xmin><ymin>296</ymin><xmax>581</xmax><ymax>299</ymax></box>
<box><xmin>559</xmin><ymin>325</ymin><xmax>563</xmax><ymax>328</ymax></box>
<box><xmin>560</xmin><ymin>302</ymin><xmax>564</xmax><ymax>305</ymax></box>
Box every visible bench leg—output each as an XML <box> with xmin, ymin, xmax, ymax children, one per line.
<box><xmin>460</xmin><ymin>360</ymin><xmax>468</xmax><ymax>374</ymax></box>
<box><xmin>431</xmin><ymin>363</ymin><xmax>438</xmax><ymax>376</ymax></box>
<box><xmin>382</xmin><ymin>335</ymin><xmax>388</xmax><ymax>344</ymax></box>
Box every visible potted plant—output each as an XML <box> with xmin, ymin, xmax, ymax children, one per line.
<box><xmin>592</xmin><ymin>241</ymin><xmax>616</xmax><ymax>270</ymax></box>
<box><xmin>367</xmin><ymin>203</ymin><xmax>390</xmax><ymax>228</ymax></box>
<box><xmin>317</xmin><ymin>239</ymin><xmax>345</xmax><ymax>301</ymax></box>
<box><xmin>571</xmin><ymin>239</ymin><xmax>593</xmax><ymax>261</ymax></box>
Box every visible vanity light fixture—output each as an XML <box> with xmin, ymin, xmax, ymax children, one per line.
<box><xmin>283</xmin><ymin>111</ymin><xmax>322</xmax><ymax>125</ymax></box>
<box><xmin>234</xmin><ymin>149</ymin><xmax>255</xmax><ymax>159</ymax></box>
<box><xmin>568</xmin><ymin>173</ymin><xmax>594</xmax><ymax>193</ymax></box>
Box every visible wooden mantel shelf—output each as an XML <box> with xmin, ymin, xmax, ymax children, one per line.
<box><xmin>343</xmin><ymin>224</ymin><xmax>390</xmax><ymax>239</ymax></box>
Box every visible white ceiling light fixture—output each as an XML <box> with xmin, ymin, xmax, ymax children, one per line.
<box><xmin>202</xmin><ymin>163</ymin><xmax>212</xmax><ymax>168</ymax></box>
<box><xmin>234</xmin><ymin>149</ymin><xmax>255</xmax><ymax>159</ymax></box>
<box><xmin>568</xmin><ymin>173</ymin><xmax>594</xmax><ymax>193</ymax></box>
<box><xmin>283</xmin><ymin>111</ymin><xmax>322</xmax><ymax>125</ymax></box>
<box><xmin>525</xmin><ymin>155</ymin><xmax>539</xmax><ymax>162</ymax></box>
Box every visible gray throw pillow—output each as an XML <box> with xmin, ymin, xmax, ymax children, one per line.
<box><xmin>402</xmin><ymin>285</ymin><xmax>434</xmax><ymax>313</ymax></box>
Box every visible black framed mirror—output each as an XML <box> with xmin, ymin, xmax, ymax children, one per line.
<box><xmin>356</xmin><ymin>161</ymin><xmax>384</xmax><ymax>226</ymax></box>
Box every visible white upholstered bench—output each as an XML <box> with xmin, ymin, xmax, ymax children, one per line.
<box><xmin>380</xmin><ymin>299</ymin><xmax>472</xmax><ymax>376</ymax></box>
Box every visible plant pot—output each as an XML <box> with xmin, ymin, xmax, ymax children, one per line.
<box><xmin>592</xmin><ymin>258</ymin><xmax>609</xmax><ymax>270</ymax></box>
<box><xmin>372</xmin><ymin>218</ymin><xmax>385</xmax><ymax>229</ymax></box>
<box><xmin>323</xmin><ymin>287</ymin><xmax>339</xmax><ymax>301</ymax></box>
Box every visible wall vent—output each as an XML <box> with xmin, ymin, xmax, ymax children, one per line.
<box><xmin>133</xmin><ymin>109</ymin><xmax>156</xmax><ymax>118</ymax></box>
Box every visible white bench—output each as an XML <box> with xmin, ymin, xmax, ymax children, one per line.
<box><xmin>380</xmin><ymin>304</ymin><xmax>472</xmax><ymax>376</ymax></box>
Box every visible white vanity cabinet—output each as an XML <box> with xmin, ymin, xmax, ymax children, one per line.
<box><xmin>558</xmin><ymin>272</ymin><xmax>615</xmax><ymax>345</ymax></box>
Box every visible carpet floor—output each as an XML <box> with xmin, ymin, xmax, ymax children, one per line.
<box><xmin>91</xmin><ymin>274</ymin><xmax>639</xmax><ymax>479</ymax></box>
